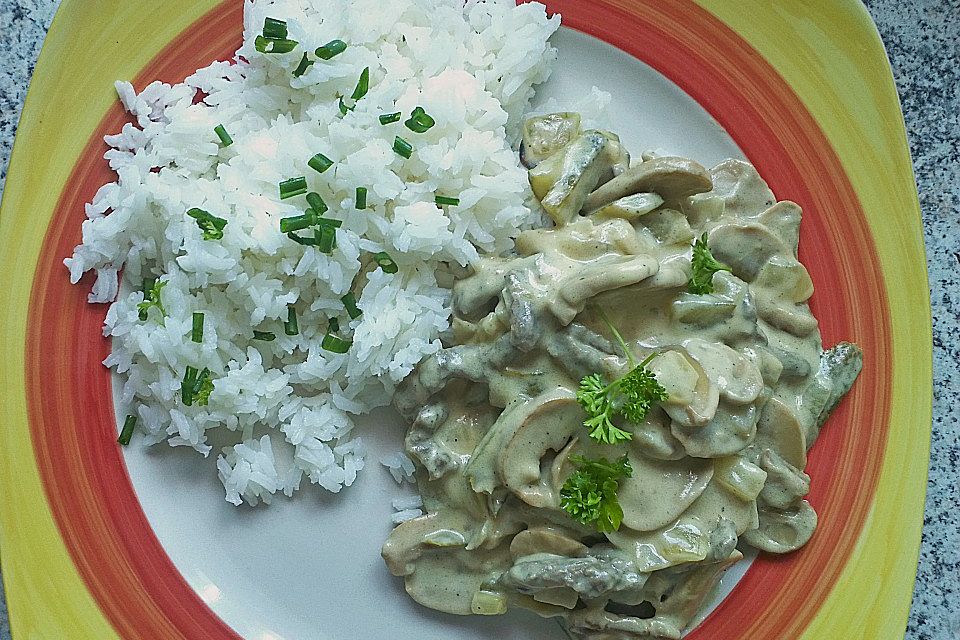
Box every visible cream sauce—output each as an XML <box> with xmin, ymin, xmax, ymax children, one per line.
<box><xmin>382</xmin><ymin>118</ymin><xmax>863</xmax><ymax>639</ymax></box>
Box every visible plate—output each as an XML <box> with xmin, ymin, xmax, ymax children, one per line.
<box><xmin>0</xmin><ymin>0</ymin><xmax>931</xmax><ymax>638</ymax></box>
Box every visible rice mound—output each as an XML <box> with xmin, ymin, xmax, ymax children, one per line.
<box><xmin>65</xmin><ymin>0</ymin><xmax>560</xmax><ymax>505</ymax></box>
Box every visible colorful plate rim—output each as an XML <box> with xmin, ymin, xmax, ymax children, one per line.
<box><xmin>0</xmin><ymin>0</ymin><xmax>931</xmax><ymax>638</ymax></box>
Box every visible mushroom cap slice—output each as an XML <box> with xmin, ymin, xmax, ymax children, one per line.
<box><xmin>583</xmin><ymin>157</ymin><xmax>712</xmax><ymax>213</ymax></box>
<box><xmin>616</xmin><ymin>452</ymin><xmax>714</xmax><ymax>532</ymax></box>
<box><xmin>707</xmin><ymin>222</ymin><xmax>789</xmax><ymax>282</ymax></box>
<box><xmin>494</xmin><ymin>390</ymin><xmax>583</xmax><ymax>507</ymax></box>
<box><xmin>510</xmin><ymin>526</ymin><xmax>588</xmax><ymax>560</ymax></box>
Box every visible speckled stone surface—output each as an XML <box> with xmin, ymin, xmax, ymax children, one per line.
<box><xmin>0</xmin><ymin>0</ymin><xmax>957</xmax><ymax>638</ymax></box>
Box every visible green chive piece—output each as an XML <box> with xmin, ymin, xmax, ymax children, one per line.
<box><xmin>317</xmin><ymin>225</ymin><xmax>336</xmax><ymax>254</ymax></box>
<box><xmin>287</xmin><ymin>232</ymin><xmax>318</xmax><ymax>246</ymax></box>
<box><xmin>350</xmin><ymin>67</ymin><xmax>370</xmax><ymax>101</ymax></box>
<box><xmin>316</xmin><ymin>217</ymin><xmax>343</xmax><ymax>230</ymax></box>
<box><xmin>293</xmin><ymin>52</ymin><xmax>314</xmax><ymax>77</ymax></box>
<box><xmin>315</xmin><ymin>39</ymin><xmax>347</xmax><ymax>60</ymax></box>
<box><xmin>214</xmin><ymin>124</ymin><xmax>233</xmax><ymax>147</ymax></box>
<box><xmin>280</xmin><ymin>210</ymin><xmax>318</xmax><ymax>234</ymax></box>
<box><xmin>187</xmin><ymin>208</ymin><xmax>228</xmax><ymax>240</ymax></box>
<box><xmin>181</xmin><ymin>365</ymin><xmax>199</xmax><ymax>406</ymax></box>
<box><xmin>308</xmin><ymin>153</ymin><xmax>334</xmax><ymax>173</ymax></box>
<box><xmin>379</xmin><ymin>112</ymin><xmax>402</xmax><ymax>125</ymax></box>
<box><xmin>321</xmin><ymin>333</ymin><xmax>352</xmax><ymax>354</ymax></box>
<box><xmin>137</xmin><ymin>278</ymin><xmax>168</xmax><ymax>320</ymax></box>
<box><xmin>194</xmin><ymin>368</ymin><xmax>214</xmax><ymax>406</ymax></box>
<box><xmin>252</xmin><ymin>330</ymin><xmax>276</xmax><ymax>341</ymax></box>
<box><xmin>191</xmin><ymin>312</ymin><xmax>204</xmax><ymax>343</ymax></box>
<box><xmin>279</xmin><ymin>177</ymin><xmax>308</xmax><ymax>200</ymax></box>
<box><xmin>328</xmin><ymin>316</ymin><xmax>340</xmax><ymax>333</ymax></box>
<box><xmin>139</xmin><ymin>278</ymin><xmax>156</xmax><ymax>320</ymax></box>
<box><xmin>305</xmin><ymin>192</ymin><xmax>328</xmax><ymax>215</ymax></box>
<box><xmin>285</xmin><ymin>306</ymin><xmax>299</xmax><ymax>336</ymax></box>
<box><xmin>339</xmin><ymin>96</ymin><xmax>353</xmax><ymax>115</ymax></box>
<box><xmin>404</xmin><ymin>106</ymin><xmax>436</xmax><ymax>133</ymax></box>
<box><xmin>341</xmin><ymin>292</ymin><xmax>362</xmax><ymax>319</ymax></box>
<box><xmin>374</xmin><ymin>251</ymin><xmax>399</xmax><ymax>274</ymax></box>
<box><xmin>254</xmin><ymin>36</ymin><xmax>299</xmax><ymax>54</ymax></box>
<box><xmin>393</xmin><ymin>136</ymin><xmax>413</xmax><ymax>159</ymax></box>
<box><xmin>118</xmin><ymin>414</ymin><xmax>137</xmax><ymax>446</ymax></box>
<box><xmin>355</xmin><ymin>187</ymin><xmax>367</xmax><ymax>209</ymax></box>
<box><xmin>435</xmin><ymin>195</ymin><xmax>460</xmax><ymax>206</ymax></box>
<box><xmin>263</xmin><ymin>17</ymin><xmax>288</xmax><ymax>40</ymax></box>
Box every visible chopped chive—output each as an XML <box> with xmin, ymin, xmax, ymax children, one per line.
<box><xmin>321</xmin><ymin>333</ymin><xmax>352</xmax><ymax>354</ymax></box>
<box><xmin>263</xmin><ymin>17</ymin><xmax>288</xmax><ymax>40</ymax></box>
<box><xmin>350</xmin><ymin>67</ymin><xmax>370</xmax><ymax>101</ymax></box>
<box><xmin>214</xmin><ymin>124</ymin><xmax>233</xmax><ymax>147</ymax></box>
<box><xmin>192</xmin><ymin>312</ymin><xmax>204</xmax><ymax>343</ymax></box>
<box><xmin>254</xmin><ymin>36</ymin><xmax>299</xmax><ymax>54</ymax></box>
<box><xmin>194</xmin><ymin>368</ymin><xmax>214</xmax><ymax>406</ymax></box>
<box><xmin>252</xmin><ymin>330</ymin><xmax>276</xmax><ymax>341</ymax></box>
<box><xmin>118</xmin><ymin>414</ymin><xmax>137</xmax><ymax>446</ymax></box>
<box><xmin>339</xmin><ymin>96</ymin><xmax>353</xmax><ymax>115</ymax></box>
<box><xmin>341</xmin><ymin>292</ymin><xmax>362</xmax><ymax>319</ymax></box>
<box><xmin>285</xmin><ymin>306</ymin><xmax>299</xmax><ymax>335</ymax></box>
<box><xmin>315</xmin><ymin>39</ymin><xmax>347</xmax><ymax>60</ymax></box>
<box><xmin>308</xmin><ymin>153</ymin><xmax>334</xmax><ymax>173</ymax></box>
<box><xmin>374</xmin><ymin>251</ymin><xmax>399</xmax><ymax>274</ymax></box>
<box><xmin>280</xmin><ymin>210</ymin><xmax>318</xmax><ymax>233</ymax></box>
<box><xmin>287</xmin><ymin>232</ymin><xmax>319</xmax><ymax>246</ymax></box>
<box><xmin>293</xmin><ymin>52</ymin><xmax>314</xmax><ymax>77</ymax></box>
<box><xmin>181</xmin><ymin>365</ymin><xmax>199</xmax><ymax>406</ymax></box>
<box><xmin>316</xmin><ymin>217</ymin><xmax>343</xmax><ymax>229</ymax></box>
<box><xmin>435</xmin><ymin>195</ymin><xmax>460</xmax><ymax>206</ymax></box>
<box><xmin>355</xmin><ymin>187</ymin><xmax>367</xmax><ymax>209</ymax></box>
<box><xmin>306</xmin><ymin>192</ymin><xmax>328</xmax><ymax>215</ymax></box>
<box><xmin>137</xmin><ymin>278</ymin><xmax>168</xmax><ymax>320</ymax></box>
<box><xmin>139</xmin><ymin>278</ymin><xmax>156</xmax><ymax>320</ymax></box>
<box><xmin>187</xmin><ymin>208</ymin><xmax>228</xmax><ymax>240</ymax></box>
<box><xmin>393</xmin><ymin>136</ymin><xmax>413</xmax><ymax>159</ymax></box>
<box><xmin>404</xmin><ymin>106</ymin><xmax>435</xmax><ymax>133</ymax></box>
<box><xmin>328</xmin><ymin>316</ymin><xmax>340</xmax><ymax>333</ymax></box>
<box><xmin>279</xmin><ymin>176</ymin><xmax>308</xmax><ymax>200</ymax></box>
<box><xmin>379</xmin><ymin>112</ymin><xmax>402</xmax><ymax>125</ymax></box>
<box><xmin>317</xmin><ymin>225</ymin><xmax>336</xmax><ymax>253</ymax></box>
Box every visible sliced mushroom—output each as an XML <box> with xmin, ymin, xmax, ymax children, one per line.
<box><xmin>707</xmin><ymin>222</ymin><xmax>789</xmax><ymax>282</ymax></box>
<box><xmin>637</xmin><ymin>207</ymin><xmax>695</xmax><ymax>246</ymax></box>
<box><xmin>530</xmin><ymin>131</ymin><xmax>616</xmax><ymax>225</ymax></box>
<box><xmin>552</xmin><ymin>254</ymin><xmax>659</xmax><ymax>325</ymax></box>
<box><xmin>656</xmin><ymin>348</ymin><xmax>720</xmax><ymax>428</ymax></box>
<box><xmin>671</xmin><ymin>401</ymin><xmax>759</xmax><ymax>458</ymax></box>
<box><xmin>510</xmin><ymin>526</ymin><xmax>587</xmax><ymax>560</ymax></box>
<box><xmin>753</xmin><ymin>396</ymin><xmax>807</xmax><ymax>469</ymax></box>
<box><xmin>630</xmin><ymin>409</ymin><xmax>687</xmax><ymax>461</ymax></box>
<box><xmin>583</xmin><ymin>157</ymin><xmax>713</xmax><ymax>213</ymax></box>
<box><xmin>758</xmin><ymin>201</ymin><xmax>802</xmax><ymax>256</ymax></box>
<box><xmin>753</xmin><ymin>255</ymin><xmax>814</xmax><ymax>304</ymax></box>
<box><xmin>757</xmin><ymin>449</ymin><xmax>810</xmax><ymax>510</ymax></box>
<box><xmin>497</xmin><ymin>391</ymin><xmax>584</xmax><ymax>507</ymax></box>
<box><xmin>521</xmin><ymin>112</ymin><xmax>582</xmax><ymax>168</ymax></box>
<box><xmin>741</xmin><ymin>501</ymin><xmax>817</xmax><ymax>554</ymax></box>
<box><xmin>683</xmin><ymin>339</ymin><xmax>764</xmax><ymax>405</ymax></box>
<box><xmin>616</xmin><ymin>452</ymin><xmax>714</xmax><ymax>532</ymax></box>
<box><xmin>706</xmin><ymin>158</ymin><xmax>776</xmax><ymax>219</ymax></box>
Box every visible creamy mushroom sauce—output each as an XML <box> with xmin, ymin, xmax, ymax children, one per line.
<box><xmin>382</xmin><ymin>114</ymin><xmax>862</xmax><ymax>639</ymax></box>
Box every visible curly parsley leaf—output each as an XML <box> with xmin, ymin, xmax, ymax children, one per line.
<box><xmin>687</xmin><ymin>232</ymin><xmax>730</xmax><ymax>294</ymax></box>
<box><xmin>575</xmin><ymin>310</ymin><xmax>669</xmax><ymax>444</ymax></box>
<box><xmin>560</xmin><ymin>454</ymin><xmax>633</xmax><ymax>532</ymax></box>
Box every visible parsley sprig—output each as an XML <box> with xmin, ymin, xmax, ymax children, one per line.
<box><xmin>576</xmin><ymin>308</ymin><xmax>668</xmax><ymax>444</ymax></box>
<box><xmin>687</xmin><ymin>232</ymin><xmax>730</xmax><ymax>294</ymax></box>
<box><xmin>559</xmin><ymin>455</ymin><xmax>633</xmax><ymax>532</ymax></box>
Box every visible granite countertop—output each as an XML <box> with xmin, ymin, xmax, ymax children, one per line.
<box><xmin>0</xmin><ymin>0</ymin><xmax>957</xmax><ymax>638</ymax></box>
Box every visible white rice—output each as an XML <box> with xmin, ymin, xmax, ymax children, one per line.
<box><xmin>380</xmin><ymin>450</ymin><xmax>417</xmax><ymax>484</ymax></box>
<box><xmin>391</xmin><ymin>494</ymin><xmax>424</xmax><ymax>523</ymax></box>
<box><xmin>65</xmin><ymin>0</ymin><xmax>560</xmax><ymax>505</ymax></box>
